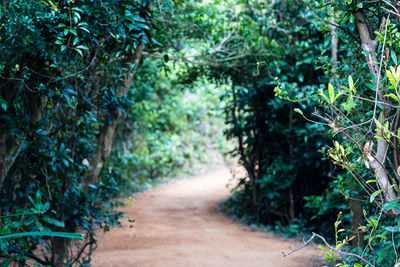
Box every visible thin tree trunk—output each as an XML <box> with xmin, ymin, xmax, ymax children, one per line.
<box><xmin>51</xmin><ymin>4</ymin><xmax>152</xmax><ymax>266</ymax></box>
<box><xmin>333</xmin><ymin>10</ymin><xmax>365</xmax><ymax>246</ymax></box>
<box><xmin>52</xmin><ymin>237</ymin><xmax>70</xmax><ymax>267</ymax></box>
<box><xmin>230</xmin><ymin>83</ymin><xmax>259</xmax><ymax>221</ymax></box>
<box><xmin>252</xmin><ymin>181</ymin><xmax>259</xmax><ymax>222</ymax></box>
<box><xmin>354</xmin><ymin>11</ymin><xmax>399</xmax><ymax>212</ymax></box>
<box><xmin>288</xmin><ymin>187</ymin><xmax>295</xmax><ymax>224</ymax></box>
<box><xmin>288</xmin><ymin>104</ymin><xmax>295</xmax><ymax>224</ymax></box>
<box><xmin>393</xmin><ymin>111</ymin><xmax>400</xmax><ymax>183</ymax></box>
<box><xmin>84</xmin><ymin>7</ymin><xmax>149</xmax><ymax>190</ymax></box>
<box><xmin>349</xmin><ymin>194</ymin><xmax>365</xmax><ymax>249</ymax></box>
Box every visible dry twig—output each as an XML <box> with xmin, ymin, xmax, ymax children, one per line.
<box><xmin>281</xmin><ymin>232</ymin><xmax>375</xmax><ymax>267</ymax></box>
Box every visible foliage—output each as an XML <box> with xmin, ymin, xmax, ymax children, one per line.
<box><xmin>180</xmin><ymin>0</ymin><xmax>341</xmax><ymax>234</ymax></box>
<box><xmin>0</xmin><ymin>0</ymin><xmax>164</xmax><ymax>265</ymax></box>
<box><xmin>112</xmin><ymin>58</ymin><xmax>229</xmax><ymax>192</ymax></box>
<box><xmin>5</xmin><ymin>0</ymin><xmax>400</xmax><ymax>266</ymax></box>
<box><xmin>286</xmin><ymin>0</ymin><xmax>400</xmax><ymax>265</ymax></box>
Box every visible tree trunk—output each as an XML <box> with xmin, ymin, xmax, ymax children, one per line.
<box><xmin>354</xmin><ymin>11</ymin><xmax>399</xmax><ymax>212</ymax></box>
<box><xmin>252</xmin><ymin>179</ymin><xmax>260</xmax><ymax>222</ymax></box>
<box><xmin>52</xmin><ymin>237</ymin><xmax>70</xmax><ymax>267</ymax></box>
<box><xmin>349</xmin><ymin>193</ymin><xmax>365</xmax><ymax>248</ymax></box>
<box><xmin>288</xmin><ymin>104</ymin><xmax>295</xmax><ymax>224</ymax></box>
<box><xmin>289</xmin><ymin>186</ymin><xmax>295</xmax><ymax>224</ymax></box>
<box><xmin>84</xmin><ymin>10</ymin><xmax>148</xmax><ymax>191</ymax></box>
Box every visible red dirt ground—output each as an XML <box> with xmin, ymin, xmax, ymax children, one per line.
<box><xmin>92</xmin><ymin>167</ymin><xmax>324</xmax><ymax>267</ymax></box>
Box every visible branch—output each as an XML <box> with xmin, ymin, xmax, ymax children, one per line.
<box><xmin>353</xmin><ymin>11</ymin><xmax>400</xmax><ymax>210</ymax></box>
<box><xmin>142</xmin><ymin>51</ymin><xmax>270</xmax><ymax>69</ymax></box>
<box><xmin>281</xmin><ymin>232</ymin><xmax>375</xmax><ymax>267</ymax></box>
<box><xmin>300</xmin><ymin>0</ymin><xmax>359</xmax><ymax>43</ymax></box>
<box><xmin>209</xmin><ymin>31</ymin><xmax>233</xmax><ymax>54</ymax></box>
<box><xmin>7</xmin><ymin>246</ymin><xmax>50</xmax><ymax>266</ymax></box>
<box><xmin>143</xmin><ymin>51</ymin><xmax>229</xmax><ymax>67</ymax></box>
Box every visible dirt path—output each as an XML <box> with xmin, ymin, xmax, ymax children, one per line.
<box><xmin>93</xmin><ymin>167</ymin><xmax>323</xmax><ymax>267</ymax></box>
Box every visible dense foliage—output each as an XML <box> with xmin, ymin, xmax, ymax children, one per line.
<box><xmin>112</xmin><ymin>59</ymin><xmax>228</xmax><ymax>192</ymax></box>
<box><xmin>0</xmin><ymin>1</ymin><xmax>228</xmax><ymax>265</ymax></box>
<box><xmin>165</xmin><ymin>0</ymin><xmax>344</xmax><ymax>237</ymax></box>
<box><xmin>4</xmin><ymin>0</ymin><xmax>400</xmax><ymax>266</ymax></box>
<box><xmin>0</xmin><ymin>0</ymin><xmax>159</xmax><ymax>265</ymax></box>
<box><xmin>294</xmin><ymin>1</ymin><xmax>400</xmax><ymax>265</ymax></box>
<box><xmin>217</xmin><ymin>0</ymin><xmax>336</xmax><ymax>228</ymax></box>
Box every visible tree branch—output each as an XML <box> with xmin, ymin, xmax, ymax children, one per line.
<box><xmin>300</xmin><ymin>0</ymin><xmax>359</xmax><ymax>43</ymax></box>
<box><xmin>281</xmin><ymin>232</ymin><xmax>375</xmax><ymax>267</ymax></box>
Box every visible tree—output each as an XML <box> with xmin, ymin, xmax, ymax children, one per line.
<box><xmin>0</xmin><ymin>0</ymin><xmax>165</xmax><ymax>265</ymax></box>
<box><xmin>160</xmin><ymin>0</ymin><xmax>340</xmax><ymax>231</ymax></box>
<box><xmin>285</xmin><ymin>0</ymin><xmax>400</xmax><ymax>265</ymax></box>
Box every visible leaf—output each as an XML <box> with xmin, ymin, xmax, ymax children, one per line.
<box><xmin>374</xmin><ymin>118</ymin><xmax>382</xmax><ymax>130</ymax></box>
<box><xmin>320</xmin><ymin>92</ymin><xmax>330</xmax><ymax>103</ymax></box>
<box><xmin>385</xmin><ymin>93</ymin><xmax>399</xmax><ymax>102</ymax></box>
<box><xmin>63</xmin><ymin>89</ymin><xmax>77</xmax><ymax>96</ymax></box>
<box><xmin>328</xmin><ymin>83</ymin><xmax>335</xmax><ymax>103</ymax></box>
<box><xmin>42</xmin><ymin>217</ymin><xmax>65</xmax><ymax>228</ymax></box>
<box><xmin>391</xmin><ymin>50</ymin><xmax>398</xmax><ymax>65</ymax></box>
<box><xmin>0</xmin><ymin>232</ymin><xmax>83</xmax><ymax>240</ymax></box>
<box><xmin>348</xmin><ymin>76</ymin><xmax>354</xmax><ymax>93</ymax></box>
<box><xmin>318</xmin><ymin>245</ymin><xmax>329</xmax><ymax>251</ymax></box>
<box><xmin>75</xmin><ymin>48</ymin><xmax>83</xmax><ymax>57</ymax></box>
<box><xmin>366</xmin><ymin>82</ymin><xmax>376</xmax><ymax>91</ymax></box>
<box><xmin>76</xmin><ymin>45</ymin><xmax>89</xmax><ymax>50</ymax></box>
<box><xmin>334</xmin><ymin>92</ymin><xmax>342</xmax><ymax>102</ymax></box>
<box><xmin>51</xmin><ymin>2</ymin><xmax>58</xmax><ymax>11</ymax></box>
<box><xmin>370</xmin><ymin>189</ymin><xmax>383</xmax><ymax>203</ymax></box>
<box><xmin>385</xmin><ymin>226</ymin><xmax>400</xmax><ymax>232</ymax></box>
<box><xmin>294</xmin><ymin>108</ymin><xmax>303</xmax><ymax>116</ymax></box>
<box><xmin>382</xmin><ymin>200</ymin><xmax>400</xmax><ymax>211</ymax></box>
<box><xmin>0</xmin><ymin>98</ymin><xmax>7</xmax><ymax>111</ymax></box>
<box><xmin>35</xmin><ymin>129</ymin><xmax>47</xmax><ymax>135</ymax></box>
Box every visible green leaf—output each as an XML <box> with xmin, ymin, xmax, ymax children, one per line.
<box><xmin>76</xmin><ymin>45</ymin><xmax>88</xmax><ymax>50</ymax></box>
<box><xmin>392</xmin><ymin>50</ymin><xmax>398</xmax><ymax>65</ymax></box>
<box><xmin>75</xmin><ymin>48</ymin><xmax>83</xmax><ymax>57</ymax></box>
<box><xmin>0</xmin><ymin>98</ymin><xmax>7</xmax><ymax>111</ymax></box>
<box><xmin>386</xmin><ymin>93</ymin><xmax>399</xmax><ymax>102</ymax></box>
<box><xmin>42</xmin><ymin>217</ymin><xmax>65</xmax><ymax>228</ymax></box>
<box><xmin>294</xmin><ymin>108</ymin><xmax>303</xmax><ymax>116</ymax></box>
<box><xmin>328</xmin><ymin>83</ymin><xmax>335</xmax><ymax>104</ymax></box>
<box><xmin>370</xmin><ymin>189</ymin><xmax>383</xmax><ymax>203</ymax></box>
<box><xmin>0</xmin><ymin>232</ymin><xmax>83</xmax><ymax>240</ymax></box>
<box><xmin>385</xmin><ymin>226</ymin><xmax>400</xmax><ymax>232</ymax></box>
<box><xmin>382</xmin><ymin>200</ymin><xmax>400</xmax><ymax>211</ymax></box>
<box><xmin>319</xmin><ymin>92</ymin><xmax>330</xmax><ymax>103</ymax></box>
<box><xmin>348</xmin><ymin>76</ymin><xmax>354</xmax><ymax>93</ymax></box>
<box><xmin>318</xmin><ymin>245</ymin><xmax>329</xmax><ymax>251</ymax></box>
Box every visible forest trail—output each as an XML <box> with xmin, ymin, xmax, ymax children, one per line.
<box><xmin>92</xmin><ymin>166</ymin><xmax>323</xmax><ymax>267</ymax></box>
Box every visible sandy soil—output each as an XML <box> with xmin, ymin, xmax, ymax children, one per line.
<box><xmin>92</xmin><ymin>166</ymin><xmax>324</xmax><ymax>267</ymax></box>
